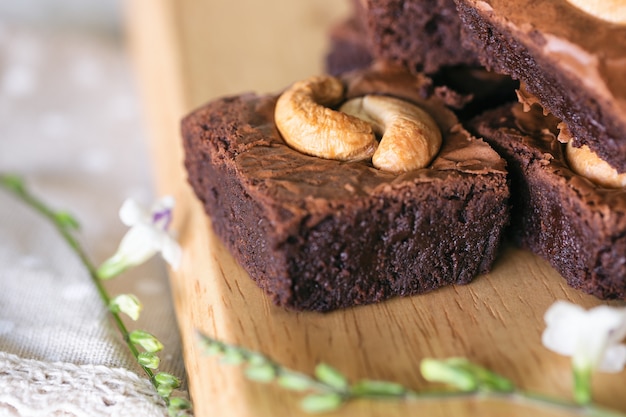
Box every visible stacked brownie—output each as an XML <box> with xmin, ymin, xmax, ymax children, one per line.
<box><xmin>455</xmin><ymin>0</ymin><xmax>626</xmax><ymax>172</ymax></box>
<box><xmin>182</xmin><ymin>0</ymin><xmax>626</xmax><ymax>309</ymax></box>
<box><xmin>455</xmin><ymin>0</ymin><xmax>626</xmax><ymax>299</ymax></box>
<box><xmin>324</xmin><ymin>0</ymin><xmax>626</xmax><ymax>301</ymax></box>
<box><xmin>471</xmin><ymin>103</ymin><xmax>626</xmax><ymax>300</ymax></box>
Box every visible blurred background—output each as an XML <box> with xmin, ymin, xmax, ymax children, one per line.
<box><xmin>0</xmin><ymin>0</ymin><xmax>151</xmax><ymax>245</ymax></box>
<box><xmin>0</xmin><ymin>0</ymin><xmax>185</xmax><ymax>385</ymax></box>
<box><xmin>0</xmin><ymin>0</ymin><xmax>121</xmax><ymax>33</ymax></box>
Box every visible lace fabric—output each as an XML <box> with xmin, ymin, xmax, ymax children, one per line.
<box><xmin>0</xmin><ymin>352</ymin><xmax>167</xmax><ymax>417</ymax></box>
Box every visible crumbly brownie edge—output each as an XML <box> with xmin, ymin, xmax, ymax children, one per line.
<box><xmin>471</xmin><ymin>104</ymin><xmax>626</xmax><ymax>300</ymax></box>
<box><xmin>181</xmin><ymin>96</ymin><xmax>295</xmax><ymax>307</ymax></box>
<box><xmin>282</xmin><ymin>174</ymin><xmax>510</xmax><ymax>311</ymax></box>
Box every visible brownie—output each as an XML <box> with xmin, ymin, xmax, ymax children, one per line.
<box><xmin>337</xmin><ymin>0</ymin><xmax>480</xmax><ymax>75</ymax></box>
<box><xmin>182</xmin><ymin>65</ymin><xmax>510</xmax><ymax>312</ymax></box>
<box><xmin>325</xmin><ymin>16</ymin><xmax>373</xmax><ymax>76</ymax></box>
<box><xmin>471</xmin><ymin>102</ymin><xmax>626</xmax><ymax>300</ymax></box>
<box><xmin>455</xmin><ymin>0</ymin><xmax>626</xmax><ymax>173</ymax></box>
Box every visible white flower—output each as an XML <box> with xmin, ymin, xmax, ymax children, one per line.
<box><xmin>542</xmin><ymin>300</ymin><xmax>626</xmax><ymax>373</ymax></box>
<box><xmin>97</xmin><ymin>196</ymin><xmax>182</xmax><ymax>279</ymax></box>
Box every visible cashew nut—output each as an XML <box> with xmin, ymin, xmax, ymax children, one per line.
<box><xmin>560</xmin><ymin>123</ymin><xmax>626</xmax><ymax>188</ymax></box>
<box><xmin>274</xmin><ymin>75</ymin><xmax>378</xmax><ymax>161</ymax></box>
<box><xmin>566</xmin><ymin>0</ymin><xmax>626</xmax><ymax>24</ymax></box>
<box><xmin>566</xmin><ymin>142</ymin><xmax>626</xmax><ymax>188</ymax></box>
<box><xmin>340</xmin><ymin>95</ymin><xmax>442</xmax><ymax>173</ymax></box>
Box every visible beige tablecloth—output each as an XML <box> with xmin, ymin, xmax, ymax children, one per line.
<box><xmin>0</xmin><ymin>22</ymin><xmax>187</xmax><ymax>416</ymax></box>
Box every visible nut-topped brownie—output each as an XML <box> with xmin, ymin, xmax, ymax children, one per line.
<box><xmin>182</xmin><ymin>64</ymin><xmax>509</xmax><ymax>312</ymax></box>
<box><xmin>471</xmin><ymin>102</ymin><xmax>626</xmax><ymax>300</ymax></box>
<box><xmin>455</xmin><ymin>0</ymin><xmax>626</xmax><ymax>173</ymax></box>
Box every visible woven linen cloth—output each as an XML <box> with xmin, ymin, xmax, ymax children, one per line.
<box><xmin>0</xmin><ymin>23</ymin><xmax>187</xmax><ymax>416</ymax></box>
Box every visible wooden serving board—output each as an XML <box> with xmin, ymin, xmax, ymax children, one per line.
<box><xmin>123</xmin><ymin>1</ymin><xmax>626</xmax><ymax>416</ymax></box>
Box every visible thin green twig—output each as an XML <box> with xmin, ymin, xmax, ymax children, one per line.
<box><xmin>0</xmin><ymin>174</ymin><xmax>163</xmax><ymax>403</ymax></box>
<box><xmin>198</xmin><ymin>332</ymin><xmax>626</xmax><ymax>416</ymax></box>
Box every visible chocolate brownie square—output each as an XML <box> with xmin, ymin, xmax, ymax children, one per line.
<box><xmin>182</xmin><ymin>65</ymin><xmax>509</xmax><ymax>312</ymax></box>
<box><xmin>471</xmin><ymin>102</ymin><xmax>626</xmax><ymax>300</ymax></box>
<box><xmin>455</xmin><ymin>0</ymin><xmax>626</xmax><ymax>172</ymax></box>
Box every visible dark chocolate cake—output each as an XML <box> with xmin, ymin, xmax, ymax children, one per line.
<box><xmin>455</xmin><ymin>0</ymin><xmax>626</xmax><ymax>173</ymax></box>
<box><xmin>182</xmin><ymin>65</ymin><xmax>510</xmax><ymax>312</ymax></box>
<box><xmin>362</xmin><ymin>0</ymin><xmax>481</xmax><ymax>73</ymax></box>
<box><xmin>471</xmin><ymin>102</ymin><xmax>626</xmax><ymax>300</ymax></box>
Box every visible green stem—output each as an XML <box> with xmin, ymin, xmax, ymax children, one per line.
<box><xmin>349</xmin><ymin>389</ymin><xmax>626</xmax><ymax>416</ymax></box>
<box><xmin>199</xmin><ymin>333</ymin><xmax>626</xmax><ymax>417</ymax></box>
<box><xmin>410</xmin><ymin>390</ymin><xmax>626</xmax><ymax>417</ymax></box>
<box><xmin>574</xmin><ymin>366</ymin><xmax>593</xmax><ymax>405</ymax></box>
<box><xmin>0</xmin><ymin>174</ymin><xmax>165</xmax><ymax>405</ymax></box>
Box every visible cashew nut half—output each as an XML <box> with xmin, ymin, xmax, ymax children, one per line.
<box><xmin>274</xmin><ymin>75</ymin><xmax>378</xmax><ymax>161</ymax></box>
<box><xmin>559</xmin><ymin>123</ymin><xmax>626</xmax><ymax>188</ymax></box>
<box><xmin>566</xmin><ymin>0</ymin><xmax>626</xmax><ymax>24</ymax></box>
<box><xmin>340</xmin><ymin>95</ymin><xmax>442</xmax><ymax>173</ymax></box>
<box><xmin>566</xmin><ymin>142</ymin><xmax>626</xmax><ymax>188</ymax></box>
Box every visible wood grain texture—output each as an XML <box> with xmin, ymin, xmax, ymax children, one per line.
<box><xmin>123</xmin><ymin>1</ymin><xmax>626</xmax><ymax>416</ymax></box>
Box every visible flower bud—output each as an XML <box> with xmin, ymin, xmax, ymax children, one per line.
<box><xmin>243</xmin><ymin>360</ymin><xmax>276</xmax><ymax>383</ymax></box>
<box><xmin>138</xmin><ymin>352</ymin><xmax>160</xmax><ymax>369</ymax></box>
<box><xmin>277</xmin><ymin>372</ymin><xmax>314</xmax><ymax>392</ymax></box>
<box><xmin>420</xmin><ymin>358</ymin><xmax>513</xmax><ymax>393</ymax></box>
<box><xmin>420</xmin><ymin>358</ymin><xmax>478</xmax><ymax>391</ymax></box>
<box><xmin>54</xmin><ymin>211</ymin><xmax>80</xmax><ymax>230</ymax></box>
<box><xmin>155</xmin><ymin>372</ymin><xmax>181</xmax><ymax>392</ymax></box>
<box><xmin>155</xmin><ymin>372</ymin><xmax>181</xmax><ymax>398</ymax></box>
<box><xmin>0</xmin><ymin>174</ymin><xmax>25</xmax><ymax>193</ymax></box>
<box><xmin>314</xmin><ymin>363</ymin><xmax>348</xmax><ymax>391</ymax></box>
<box><xmin>155</xmin><ymin>372</ymin><xmax>181</xmax><ymax>387</ymax></box>
<box><xmin>168</xmin><ymin>397</ymin><xmax>192</xmax><ymax>417</ymax></box>
<box><xmin>109</xmin><ymin>294</ymin><xmax>143</xmax><ymax>321</ymax></box>
<box><xmin>300</xmin><ymin>393</ymin><xmax>344</xmax><ymax>413</ymax></box>
<box><xmin>158</xmin><ymin>385</ymin><xmax>174</xmax><ymax>398</ymax></box>
<box><xmin>130</xmin><ymin>330</ymin><xmax>164</xmax><ymax>353</ymax></box>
